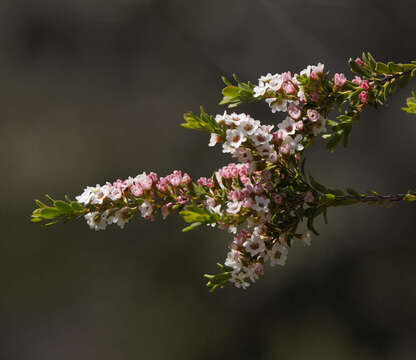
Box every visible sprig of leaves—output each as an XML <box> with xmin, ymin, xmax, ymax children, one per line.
<box><xmin>219</xmin><ymin>74</ymin><xmax>255</xmax><ymax>108</ymax></box>
<box><xmin>31</xmin><ymin>195</ymin><xmax>86</xmax><ymax>226</ymax></box>
<box><xmin>180</xmin><ymin>205</ymin><xmax>220</xmax><ymax>232</ymax></box>
<box><xmin>402</xmin><ymin>91</ymin><xmax>416</xmax><ymax>114</ymax></box>
<box><xmin>182</xmin><ymin>107</ymin><xmax>223</xmax><ymax>133</ymax></box>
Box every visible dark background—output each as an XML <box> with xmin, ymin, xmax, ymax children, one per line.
<box><xmin>1</xmin><ymin>1</ymin><xmax>416</xmax><ymax>359</ymax></box>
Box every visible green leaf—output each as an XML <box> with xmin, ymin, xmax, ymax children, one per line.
<box><xmin>182</xmin><ymin>222</ymin><xmax>202</xmax><ymax>232</ymax></box>
<box><xmin>54</xmin><ymin>200</ymin><xmax>72</xmax><ymax>213</ymax></box>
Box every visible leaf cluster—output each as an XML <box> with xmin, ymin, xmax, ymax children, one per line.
<box><xmin>402</xmin><ymin>92</ymin><xmax>416</xmax><ymax>114</ymax></box>
<box><xmin>219</xmin><ymin>75</ymin><xmax>255</xmax><ymax>108</ymax></box>
<box><xmin>31</xmin><ymin>195</ymin><xmax>86</xmax><ymax>226</ymax></box>
<box><xmin>181</xmin><ymin>107</ymin><xmax>223</xmax><ymax>133</ymax></box>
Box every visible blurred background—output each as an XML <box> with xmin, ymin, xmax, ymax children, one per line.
<box><xmin>1</xmin><ymin>0</ymin><xmax>416</xmax><ymax>359</ymax></box>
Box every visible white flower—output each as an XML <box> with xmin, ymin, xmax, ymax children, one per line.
<box><xmin>139</xmin><ymin>200</ymin><xmax>153</xmax><ymax>218</ymax></box>
<box><xmin>215</xmin><ymin>111</ymin><xmax>228</xmax><ymax>124</ymax></box>
<box><xmin>278</xmin><ymin>117</ymin><xmax>297</xmax><ymax>136</ymax></box>
<box><xmin>243</xmin><ymin>234</ymin><xmax>266</xmax><ymax>256</ymax></box>
<box><xmin>209</xmin><ymin>133</ymin><xmax>220</xmax><ymax>147</ymax></box>
<box><xmin>84</xmin><ymin>211</ymin><xmax>107</xmax><ymax>231</ymax></box>
<box><xmin>301</xmin><ymin>230</ymin><xmax>312</xmax><ymax>246</ymax></box>
<box><xmin>226</xmin><ymin>200</ymin><xmax>242</xmax><ymax>215</ymax></box>
<box><xmin>250</xmin><ymin>128</ymin><xmax>273</xmax><ymax>146</ymax></box>
<box><xmin>113</xmin><ymin>208</ymin><xmax>131</xmax><ymax>229</ymax></box>
<box><xmin>252</xmin><ymin>195</ymin><xmax>270</xmax><ymax>213</ymax></box>
<box><xmin>229</xmin><ymin>271</ymin><xmax>250</xmax><ymax>289</ymax></box>
<box><xmin>206</xmin><ymin>196</ymin><xmax>223</xmax><ymax>215</ymax></box>
<box><xmin>268</xmin><ymin>243</ymin><xmax>288</xmax><ymax>266</ymax></box>
<box><xmin>282</xmin><ymin>134</ymin><xmax>304</xmax><ymax>154</ymax></box>
<box><xmin>76</xmin><ymin>185</ymin><xmax>105</xmax><ymax>205</ymax></box>
<box><xmin>265</xmin><ymin>98</ymin><xmax>288</xmax><ymax>113</ymax></box>
<box><xmin>225</xmin><ymin>112</ymin><xmax>243</xmax><ymax>126</ymax></box>
<box><xmin>226</xmin><ymin>129</ymin><xmax>246</xmax><ymax>149</ymax></box>
<box><xmin>312</xmin><ymin>118</ymin><xmax>327</xmax><ymax>136</ymax></box>
<box><xmin>256</xmin><ymin>144</ymin><xmax>275</xmax><ymax>159</ymax></box>
<box><xmin>253</xmin><ymin>83</ymin><xmax>267</xmax><ymax>97</ymax></box>
<box><xmin>232</xmin><ymin>147</ymin><xmax>253</xmax><ymax>163</ymax></box>
<box><xmin>245</xmin><ymin>263</ymin><xmax>264</xmax><ymax>282</ymax></box>
<box><xmin>225</xmin><ymin>249</ymin><xmax>243</xmax><ymax>271</ymax></box>
<box><xmin>268</xmin><ymin>74</ymin><xmax>283</xmax><ymax>91</ymax></box>
<box><xmin>237</xmin><ymin>118</ymin><xmax>260</xmax><ymax>135</ymax></box>
<box><xmin>259</xmin><ymin>73</ymin><xmax>274</xmax><ymax>82</ymax></box>
<box><xmin>313</xmin><ymin>62</ymin><xmax>324</xmax><ymax>75</ymax></box>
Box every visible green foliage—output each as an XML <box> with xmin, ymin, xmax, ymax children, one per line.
<box><xmin>204</xmin><ymin>263</ymin><xmax>233</xmax><ymax>292</ymax></box>
<box><xmin>182</xmin><ymin>106</ymin><xmax>223</xmax><ymax>133</ymax></box>
<box><xmin>219</xmin><ymin>74</ymin><xmax>255</xmax><ymax>108</ymax></box>
<box><xmin>31</xmin><ymin>195</ymin><xmax>86</xmax><ymax>225</ymax></box>
<box><xmin>180</xmin><ymin>205</ymin><xmax>220</xmax><ymax>232</ymax></box>
<box><xmin>402</xmin><ymin>92</ymin><xmax>416</xmax><ymax>114</ymax></box>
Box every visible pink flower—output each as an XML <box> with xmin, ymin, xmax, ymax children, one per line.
<box><xmin>359</xmin><ymin>80</ymin><xmax>370</xmax><ymax>90</ymax></box>
<box><xmin>282</xmin><ymin>81</ymin><xmax>296</xmax><ymax>94</ymax></box>
<box><xmin>279</xmin><ymin>143</ymin><xmax>290</xmax><ymax>155</ymax></box>
<box><xmin>243</xmin><ymin>197</ymin><xmax>253</xmax><ymax>208</ymax></box>
<box><xmin>355</xmin><ymin>57</ymin><xmax>364</xmax><ymax>66</ymax></box>
<box><xmin>359</xmin><ymin>91</ymin><xmax>369</xmax><ymax>104</ymax></box>
<box><xmin>295</xmin><ymin>121</ymin><xmax>304</xmax><ymax>131</ymax></box>
<box><xmin>281</xmin><ymin>71</ymin><xmax>292</xmax><ymax>82</ymax></box>
<box><xmin>352</xmin><ymin>76</ymin><xmax>361</xmax><ymax>85</ymax></box>
<box><xmin>309</xmin><ymin>91</ymin><xmax>320</xmax><ymax>102</ymax></box>
<box><xmin>310</xmin><ymin>71</ymin><xmax>319</xmax><ymax>80</ymax></box>
<box><xmin>130</xmin><ymin>184</ymin><xmax>144</xmax><ymax>197</ymax></box>
<box><xmin>273</xmin><ymin>193</ymin><xmax>283</xmax><ymax>204</ymax></box>
<box><xmin>182</xmin><ymin>173</ymin><xmax>191</xmax><ymax>185</ymax></box>
<box><xmin>287</xmin><ymin>103</ymin><xmax>302</xmax><ymax>120</ymax></box>
<box><xmin>333</xmin><ymin>73</ymin><xmax>347</xmax><ymax>87</ymax></box>
<box><xmin>307</xmin><ymin>109</ymin><xmax>320</xmax><ymax>122</ymax></box>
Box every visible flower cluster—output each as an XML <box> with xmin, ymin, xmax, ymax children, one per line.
<box><xmin>32</xmin><ymin>52</ymin><xmax>416</xmax><ymax>291</ymax></box>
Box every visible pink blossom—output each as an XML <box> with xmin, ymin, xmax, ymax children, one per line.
<box><xmin>310</xmin><ymin>71</ymin><xmax>319</xmax><ymax>80</ymax></box>
<box><xmin>359</xmin><ymin>80</ymin><xmax>370</xmax><ymax>90</ymax></box>
<box><xmin>309</xmin><ymin>91</ymin><xmax>320</xmax><ymax>102</ymax></box>
<box><xmin>352</xmin><ymin>76</ymin><xmax>362</xmax><ymax>84</ymax></box>
<box><xmin>281</xmin><ymin>71</ymin><xmax>292</xmax><ymax>82</ymax></box>
<box><xmin>355</xmin><ymin>57</ymin><xmax>364</xmax><ymax>66</ymax></box>
<box><xmin>287</xmin><ymin>103</ymin><xmax>302</xmax><ymax>120</ymax></box>
<box><xmin>273</xmin><ymin>193</ymin><xmax>283</xmax><ymax>204</ymax></box>
<box><xmin>282</xmin><ymin>81</ymin><xmax>296</xmax><ymax>94</ymax></box>
<box><xmin>333</xmin><ymin>73</ymin><xmax>347</xmax><ymax>87</ymax></box>
<box><xmin>279</xmin><ymin>143</ymin><xmax>290</xmax><ymax>154</ymax></box>
<box><xmin>295</xmin><ymin>121</ymin><xmax>304</xmax><ymax>131</ymax></box>
<box><xmin>182</xmin><ymin>173</ymin><xmax>191</xmax><ymax>185</ymax></box>
<box><xmin>307</xmin><ymin>109</ymin><xmax>320</xmax><ymax>122</ymax></box>
<box><xmin>243</xmin><ymin>197</ymin><xmax>253</xmax><ymax>208</ymax></box>
<box><xmin>130</xmin><ymin>184</ymin><xmax>144</xmax><ymax>197</ymax></box>
<box><xmin>359</xmin><ymin>91</ymin><xmax>369</xmax><ymax>104</ymax></box>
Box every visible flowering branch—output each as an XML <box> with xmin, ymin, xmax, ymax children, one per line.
<box><xmin>31</xmin><ymin>52</ymin><xmax>416</xmax><ymax>291</ymax></box>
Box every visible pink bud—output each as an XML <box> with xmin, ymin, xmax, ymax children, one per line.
<box><xmin>359</xmin><ymin>80</ymin><xmax>370</xmax><ymax>90</ymax></box>
<box><xmin>130</xmin><ymin>184</ymin><xmax>143</xmax><ymax>197</ymax></box>
<box><xmin>355</xmin><ymin>57</ymin><xmax>364</xmax><ymax>66</ymax></box>
<box><xmin>273</xmin><ymin>193</ymin><xmax>283</xmax><ymax>204</ymax></box>
<box><xmin>359</xmin><ymin>91</ymin><xmax>369</xmax><ymax>104</ymax></box>
<box><xmin>295</xmin><ymin>121</ymin><xmax>304</xmax><ymax>131</ymax></box>
<box><xmin>307</xmin><ymin>109</ymin><xmax>320</xmax><ymax>122</ymax></box>
<box><xmin>288</xmin><ymin>103</ymin><xmax>302</xmax><ymax>120</ymax></box>
<box><xmin>279</xmin><ymin>143</ymin><xmax>290</xmax><ymax>155</ymax></box>
<box><xmin>309</xmin><ymin>91</ymin><xmax>320</xmax><ymax>102</ymax></box>
<box><xmin>310</xmin><ymin>71</ymin><xmax>319</xmax><ymax>80</ymax></box>
<box><xmin>282</xmin><ymin>81</ymin><xmax>296</xmax><ymax>94</ymax></box>
<box><xmin>333</xmin><ymin>73</ymin><xmax>347</xmax><ymax>87</ymax></box>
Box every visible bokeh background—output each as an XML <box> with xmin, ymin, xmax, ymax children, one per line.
<box><xmin>1</xmin><ymin>0</ymin><xmax>416</xmax><ymax>359</ymax></box>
